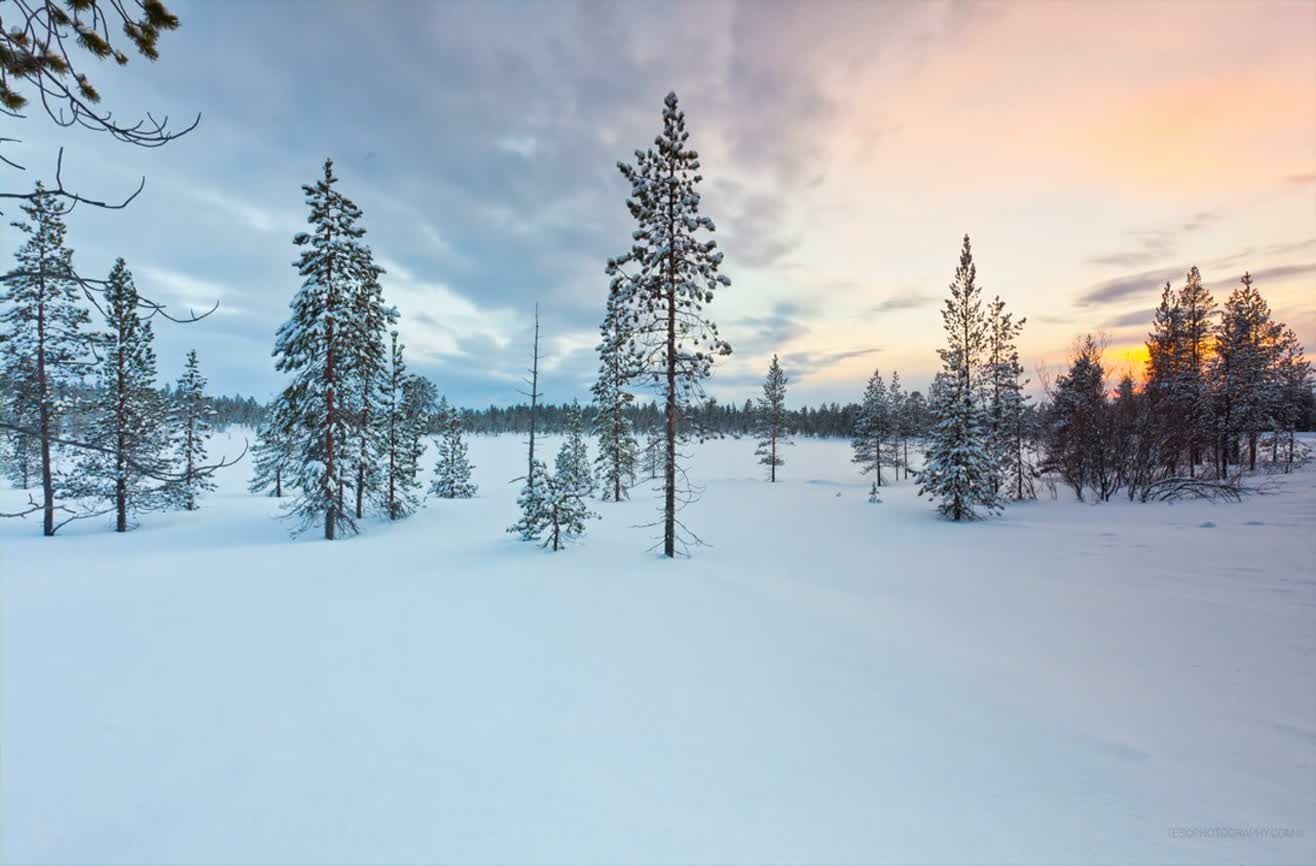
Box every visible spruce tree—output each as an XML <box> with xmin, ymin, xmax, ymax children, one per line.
<box><xmin>249</xmin><ymin>408</ymin><xmax>294</xmax><ymax>498</ymax></box>
<box><xmin>508</xmin><ymin>458</ymin><xmax>548</xmax><ymax>543</ymax></box>
<box><xmin>509</xmin><ymin>457</ymin><xmax>598</xmax><ymax>551</ymax></box>
<box><xmin>377</xmin><ymin>332</ymin><xmax>428</xmax><ymax>520</ymax></box>
<box><xmin>1213</xmin><ymin>273</ymin><xmax>1275</xmax><ymax>473</ymax></box>
<box><xmin>0</xmin><ymin>183</ymin><xmax>94</xmax><ymax>535</ymax></box>
<box><xmin>851</xmin><ymin>368</ymin><xmax>890</xmax><ymax>486</ymax></box>
<box><xmin>1144</xmin><ymin>282</ymin><xmax>1186</xmax><ymax>475</ymax></box>
<box><xmin>917</xmin><ymin>235</ymin><xmax>1003</xmax><ymax>520</ymax></box>
<box><xmin>343</xmin><ymin>247</ymin><xmax>396</xmax><ymax>520</ymax></box>
<box><xmin>753</xmin><ymin>354</ymin><xmax>791</xmax><ymax>481</ymax></box>
<box><xmin>0</xmin><ymin>354</ymin><xmax>42</xmax><ymax>488</ymax></box>
<box><xmin>68</xmin><ymin>258</ymin><xmax>171</xmax><ymax>531</ymax></box>
<box><xmin>430</xmin><ymin>397</ymin><xmax>478</xmax><ymax>498</ymax></box>
<box><xmin>555</xmin><ymin>400</ymin><xmax>593</xmax><ymax>496</ymax></box>
<box><xmin>1271</xmin><ymin>327</ymin><xmax>1311</xmax><ymax>471</ymax></box>
<box><xmin>886</xmin><ymin>371</ymin><xmax>906</xmax><ymax>480</ymax></box>
<box><xmin>986</xmin><ymin>296</ymin><xmax>1034</xmax><ymax>499</ymax></box>
<box><xmin>606</xmin><ymin>91</ymin><xmax>731</xmax><ymax>557</ymax></box>
<box><xmin>168</xmin><ymin>349</ymin><xmax>216</xmax><ymax>510</ymax></box>
<box><xmin>272</xmin><ymin>158</ymin><xmax>370</xmax><ymax>539</ymax></box>
<box><xmin>592</xmin><ymin>291</ymin><xmax>638</xmax><ymax>501</ymax></box>
<box><xmin>1177</xmin><ymin>266</ymin><xmax>1216</xmax><ymax>476</ymax></box>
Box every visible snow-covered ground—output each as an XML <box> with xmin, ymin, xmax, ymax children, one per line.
<box><xmin>2</xmin><ymin>432</ymin><xmax>1313</xmax><ymax>865</ymax></box>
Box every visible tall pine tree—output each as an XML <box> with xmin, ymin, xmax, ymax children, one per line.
<box><xmin>753</xmin><ymin>354</ymin><xmax>791</xmax><ymax>481</ymax></box>
<box><xmin>272</xmin><ymin>158</ymin><xmax>370</xmax><ymax>539</ymax></box>
<box><xmin>68</xmin><ymin>259</ymin><xmax>171</xmax><ymax>531</ymax></box>
<box><xmin>376</xmin><ymin>332</ymin><xmax>429</xmax><ymax>520</ymax></box>
<box><xmin>917</xmin><ymin>235</ymin><xmax>1003</xmax><ymax>520</ymax></box>
<box><xmin>592</xmin><ymin>290</ymin><xmax>638</xmax><ymax>502</ymax></box>
<box><xmin>606</xmin><ymin>91</ymin><xmax>731</xmax><ymax>556</ymax></box>
<box><xmin>0</xmin><ymin>183</ymin><xmax>94</xmax><ymax>535</ymax></box>
<box><xmin>168</xmin><ymin>349</ymin><xmax>215</xmax><ymax>510</ymax></box>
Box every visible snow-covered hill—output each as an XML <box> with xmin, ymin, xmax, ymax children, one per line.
<box><xmin>2</xmin><ymin>433</ymin><xmax>1313</xmax><ymax>865</ymax></box>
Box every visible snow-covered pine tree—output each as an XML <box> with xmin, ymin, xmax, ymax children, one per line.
<box><xmin>986</xmin><ymin>296</ymin><xmax>1034</xmax><ymax>499</ymax></box>
<box><xmin>1042</xmin><ymin>335</ymin><xmax>1117</xmax><ymax>501</ymax></box>
<box><xmin>885</xmin><ymin>371</ymin><xmax>906</xmax><ymax>480</ymax></box>
<box><xmin>167</xmin><ymin>349</ymin><xmax>216</xmax><ymax>510</ymax></box>
<box><xmin>68</xmin><ymin>258</ymin><xmax>171</xmax><ymax>531</ymax></box>
<box><xmin>642</xmin><ymin>427</ymin><xmax>661</xmax><ymax>480</ymax></box>
<box><xmin>1176</xmin><ymin>266</ymin><xmax>1215</xmax><ymax>477</ymax></box>
<box><xmin>342</xmin><ymin>246</ymin><xmax>396</xmax><ymax>520</ymax></box>
<box><xmin>917</xmin><ymin>235</ymin><xmax>1003</xmax><ymax>520</ymax></box>
<box><xmin>429</xmin><ymin>396</ymin><xmax>478</xmax><ymax>499</ymax></box>
<box><xmin>592</xmin><ymin>290</ymin><xmax>638</xmax><ymax>502</ymax></box>
<box><xmin>606</xmin><ymin>91</ymin><xmax>731</xmax><ymax>557</ymax></box>
<box><xmin>1212</xmin><ymin>272</ymin><xmax>1276</xmax><ymax>473</ymax></box>
<box><xmin>249</xmin><ymin>407</ymin><xmax>294</xmax><ymax>498</ymax></box>
<box><xmin>1143</xmin><ymin>281</ymin><xmax>1185</xmax><ymax>476</ymax></box>
<box><xmin>1271</xmin><ymin>326</ymin><xmax>1311</xmax><ymax>471</ymax></box>
<box><xmin>555</xmin><ymin>400</ymin><xmax>594</xmax><ymax>496</ymax></box>
<box><xmin>753</xmin><ymin>354</ymin><xmax>791</xmax><ymax>481</ymax></box>
<box><xmin>0</xmin><ymin>183</ymin><xmax>94</xmax><ymax>535</ymax></box>
<box><xmin>851</xmin><ymin>368</ymin><xmax>890</xmax><ymax>486</ymax></box>
<box><xmin>0</xmin><ymin>354</ymin><xmax>42</xmax><ymax>488</ymax></box>
<box><xmin>508</xmin><ymin>457</ymin><xmax>547</xmax><ymax>542</ymax></box>
<box><xmin>377</xmin><ymin>331</ymin><xmax>428</xmax><ymax>520</ymax></box>
<box><xmin>272</xmin><ymin>158</ymin><xmax>370</xmax><ymax>539</ymax></box>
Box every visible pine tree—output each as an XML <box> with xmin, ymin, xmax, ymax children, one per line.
<box><xmin>430</xmin><ymin>397</ymin><xmax>478</xmax><ymax>498</ymax></box>
<box><xmin>0</xmin><ymin>183</ymin><xmax>94</xmax><ymax>535</ymax></box>
<box><xmin>592</xmin><ymin>291</ymin><xmax>638</xmax><ymax>501</ymax></box>
<box><xmin>886</xmin><ymin>371</ymin><xmax>906</xmax><ymax>480</ymax></box>
<box><xmin>642</xmin><ymin>427</ymin><xmax>661</xmax><ymax>480</ymax></box>
<box><xmin>508</xmin><ymin>457</ymin><xmax>547</xmax><ymax>543</ymax></box>
<box><xmin>508</xmin><ymin>458</ymin><xmax>598</xmax><ymax>551</ymax></box>
<box><xmin>68</xmin><ymin>259</ymin><xmax>171</xmax><ymax>531</ymax></box>
<box><xmin>272</xmin><ymin>158</ymin><xmax>371</xmax><ymax>539</ymax></box>
<box><xmin>917</xmin><ymin>235</ymin><xmax>1003</xmax><ymax>520</ymax></box>
<box><xmin>852</xmin><ymin>368</ymin><xmax>890</xmax><ymax>486</ymax></box>
<box><xmin>249</xmin><ymin>407</ymin><xmax>294</xmax><ymax>498</ymax></box>
<box><xmin>377</xmin><ymin>332</ymin><xmax>428</xmax><ymax>520</ymax></box>
<box><xmin>606</xmin><ymin>91</ymin><xmax>731</xmax><ymax>557</ymax></box>
<box><xmin>1042</xmin><ymin>335</ymin><xmax>1117</xmax><ymax>501</ymax></box>
<box><xmin>1271</xmin><ymin>326</ymin><xmax>1311</xmax><ymax>471</ymax></box>
<box><xmin>1213</xmin><ymin>272</ymin><xmax>1276</xmax><ymax>473</ymax></box>
<box><xmin>555</xmin><ymin>400</ymin><xmax>593</xmax><ymax>497</ymax></box>
<box><xmin>1177</xmin><ymin>266</ymin><xmax>1216</xmax><ymax>476</ymax></box>
<box><xmin>342</xmin><ymin>246</ymin><xmax>396</xmax><ymax>520</ymax></box>
<box><xmin>986</xmin><ymin>297</ymin><xmax>1034</xmax><ymax>499</ymax></box>
<box><xmin>753</xmin><ymin>354</ymin><xmax>791</xmax><ymax>481</ymax></box>
<box><xmin>1144</xmin><ymin>281</ymin><xmax>1186</xmax><ymax>475</ymax></box>
<box><xmin>167</xmin><ymin>349</ymin><xmax>215</xmax><ymax>510</ymax></box>
<box><xmin>0</xmin><ymin>353</ymin><xmax>42</xmax><ymax>488</ymax></box>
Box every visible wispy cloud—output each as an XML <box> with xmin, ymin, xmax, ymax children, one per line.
<box><xmin>869</xmin><ymin>290</ymin><xmax>938</xmax><ymax>314</ymax></box>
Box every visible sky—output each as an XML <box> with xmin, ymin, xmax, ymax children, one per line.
<box><xmin>5</xmin><ymin>0</ymin><xmax>1315</xmax><ymax>407</ymax></box>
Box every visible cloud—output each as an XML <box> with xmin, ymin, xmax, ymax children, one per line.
<box><xmin>136</xmin><ymin>266</ymin><xmax>247</xmax><ymax>318</ymax></box>
<box><xmin>1101</xmin><ymin>308</ymin><xmax>1155</xmax><ymax>329</ymax></box>
<box><xmin>1077</xmin><ymin>266</ymin><xmax>1184</xmax><ymax>307</ymax></box>
<box><xmin>495</xmin><ymin>135</ymin><xmax>540</xmax><ymax>159</ymax></box>
<box><xmin>1239</xmin><ymin>262</ymin><xmax>1316</xmax><ymax>285</ymax></box>
<box><xmin>869</xmin><ymin>290</ymin><xmax>938</xmax><ymax>314</ymax></box>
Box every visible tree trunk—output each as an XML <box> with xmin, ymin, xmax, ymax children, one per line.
<box><xmin>35</xmin><ymin>281</ymin><xmax>55</xmax><ymax>536</ymax></box>
<box><xmin>663</xmin><ymin>281</ymin><xmax>677</xmax><ymax>558</ymax></box>
<box><xmin>115</xmin><ymin>318</ymin><xmax>128</xmax><ymax>533</ymax></box>
<box><xmin>528</xmin><ymin>306</ymin><xmax>539</xmax><ymax>494</ymax></box>
<box><xmin>324</xmin><ymin>253</ymin><xmax>337</xmax><ymax>541</ymax></box>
